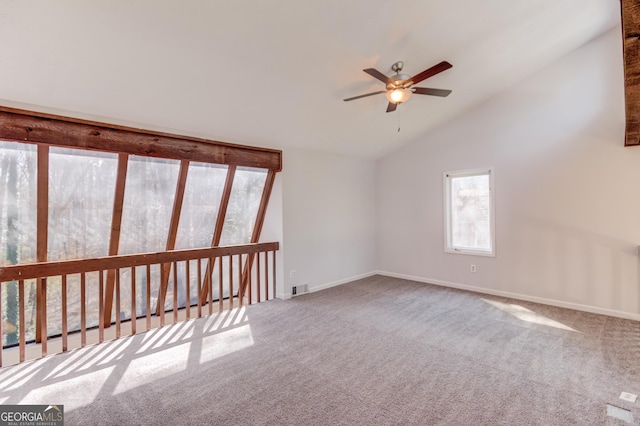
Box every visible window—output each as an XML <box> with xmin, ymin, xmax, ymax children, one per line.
<box><xmin>444</xmin><ymin>168</ymin><xmax>495</xmax><ymax>256</ymax></box>
<box><xmin>0</xmin><ymin>107</ymin><xmax>282</xmax><ymax>348</ymax></box>
<box><xmin>220</xmin><ymin>167</ymin><xmax>268</xmax><ymax>246</ymax></box>
<box><xmin>48</xmin><ymin>148</ymin><xmax>118</xmax><ymax>261</ymax></box>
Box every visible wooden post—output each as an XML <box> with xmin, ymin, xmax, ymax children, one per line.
<box><xmin>103</xmin><ymin>154</ymin><xmax>129</xmax><ymax>327</ymax></box>
<box><xmin>35</xmin><ymin>145</ymin><xmax>48</xmax><ymax>350</ymax></box>
<box><xmin>200</xmin><ymin>165</ymin><xmax>236</xmax><ymax>304</ymax></box>
<box><xmin>156</xmin><ymin>160</ymin><xmax>189</xmax><ymax>315</ymax></box>
<box><xmin>239</xmin><ymin>170</ymin><xmax>276</xmax><ymax>299</ymax></box>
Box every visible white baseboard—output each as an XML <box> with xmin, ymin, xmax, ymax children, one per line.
<box><xmin>376</xmin><ymin>270</ymin><xmax>640</xmax><ymax>322</ymax></box>
<box><xmin>279</xmin><ymin>271</ymin><xmax>378</xmax><ymax>300</ymax></box>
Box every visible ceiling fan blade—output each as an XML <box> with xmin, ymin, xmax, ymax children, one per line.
<box><xmin>408</xmin><ymin>61</ymin><xmax>453</xmax><ymax>86</ymax></box>
<box><xmin>412</xmin><ymin>87</ymin><xmax>452</xmax><ymax>97</ymax></box>
<box><xmin>386</xmin><ymin>102</ymin><xmax>397</xmax><ymax>113</ymax></box>
<box><xmin>363</xmin><ymin>68</ymin><xmax>392</xmax><ymax>85</ymax></box>
<box><xmin>343</xmin><ymin>90</ymin><xmax>386</xmax><ymax>102</ymax></box>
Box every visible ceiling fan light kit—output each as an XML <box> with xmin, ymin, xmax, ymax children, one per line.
<box><xmin>344</xmin><ymin>60</ymin><xmax>453</xmax><ymax>113</ymax></box>
<box><xmin>386</xmin><ymin>88</ymin><xmax>412</xmax><ymax>104</ymax></box>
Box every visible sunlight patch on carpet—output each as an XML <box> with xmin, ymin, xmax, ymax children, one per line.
<box><xmin>23</xmin><ymin>365</ymin><xmax>116</xmax><ymax>411</ymax></box>
<box><xmin>112</xmin><ymin>323</ymin><xmax>254</xmax><ymax>395</ymax></box>
<box><xmin>483</xmin><ymin>299</ymin><xmax>577</xmax><ymax>332</ymax></box>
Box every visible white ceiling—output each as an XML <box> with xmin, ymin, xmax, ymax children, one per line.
<box><xmin>0</xmin><ymin>0</ymin><xmax>621</xmax><ymax>159</ymax></box>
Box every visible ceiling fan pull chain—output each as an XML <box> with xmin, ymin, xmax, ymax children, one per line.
<box><xmin>397</xmin><ymin>107</ymin><xmax>401</xmax><ymax>132</ymax></box>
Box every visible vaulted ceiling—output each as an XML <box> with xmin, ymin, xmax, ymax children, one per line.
<box><xmin>0</xmin><ymin>1</ymin><xmax>621</xmax><ymax>159</ymax></box>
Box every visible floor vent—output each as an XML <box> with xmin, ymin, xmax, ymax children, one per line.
<box><xmin>607</xmin><ymin>404</ymin><xmax>634</xmax><ymax>423</ymax></box>
<box><xmin>292</xmin><ymin>284</ymin><xmax>309</xmax><ymax>297</ymax></box>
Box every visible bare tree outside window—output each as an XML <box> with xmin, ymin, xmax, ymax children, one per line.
<box><xmin>0</xmin><ymin>142</ymin><xmax>37</xmax><ymax>346</ymax></box>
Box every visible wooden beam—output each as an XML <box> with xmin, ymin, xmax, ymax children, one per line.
<box><xmin>239</xmin><ymin>170</ymin><xmax>277</xmax><ymax>299</ymax></box>
<box><xmin>0</xmin><ymin>106</ymin><xmax>282</xmax><ymax>170</ymax></box>
<box><xmin>622</xmin><ymin>0</ymin><xmax>640</xmax><ymax>146</ymax></box>
<box><xmin>103</xmin><ymin>154</ymin><xmax>129</xmax><ymax>327</ymax></box>
<box><xmin>156</xmin><ymin>160</ymin><xmax>190</xmax><ymax>315</ymax></box>
<box><xmin>199</xmin><ymin>165</ymin><xmax>236</xmax><ymax>304</ymax></box>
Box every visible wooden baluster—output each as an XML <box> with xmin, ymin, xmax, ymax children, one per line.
<box><xmin>229</xmin><ymin>255</ymin><xmax>233</xmax><ymax>310</ymax></box>
<box><xmin>40</xmin><ymin>277</ymin><xmax>47</xmax><ymax>357</ymax></box>
<box><xmin>99</xmin><ymin>270</ymin><xmax>104</xmax><ymax>343</ymax></box>
<box><xmin>211</xmin><ymin>257</ymin><xmax>216</xmax><ymax>315</ymax></box>
<box><xmin>19</xmin><ymin>280</ymin><xmax>25</xmax><ymax>363</ymax></box>
<box><xmin>272</xmin><ymin>250</ymin><xmax>277</xmax><ymax>300</ymax></box>
<box><xmin>197</xmin><ymin>259</ymin><xmax>202</xmax><ymax>319</ymax></box>
<box><xmin>62</xmin><ymin>274</ymin><xmax>68</xmax><ymax>352</ymax></box>
<box><xmin>81</xmin><ymin>273</ymin><xmax>86</xmax><ymax>347</ymax></box>
<box><xmin>185</xmin><ymin>260</ymin><xmax>190</xmax><ymax>320</ymax></box>
<box><xmin>257</xmin><ymin>252</ymin><xmax>261</xmax><ymax>303</ymax></box>
<box><xmin>218</xmin><ymin>256</ymin><xmax>223</xmax><ymax>312</ymax></box>
<box><xmin>146</xmin><ymin>264</ymin><xmax>151</xmax><ymax>331</ymax></box>
<box><xmin>159</xmin><ymin>264</ymin><xmax>165</xmax><ymax>327</ymax></box>
<box><xmin>173</xmin><ymin>261</ymin><xmax>178</xmax><ymax>324</ymax></box>
<box><xmin>115</xmin><ymin>269</ymin><xmax>121</xmax><ymax>338</ymax></box>
<box><xmin>238</xmin><ymin>255</ymin><xmax>243</xmax><ymax>306</ymax></box>
<box><xmin>264</xmin><ymin>251</ymin><xmax>269</xmax><ymax>301</ymax></box>
<box><xmin>248</xmin><ymin>256</ymin><xmax>252</xmax><ymax>305</ymax></box>
<box><xmin>131</xmin><ymin>266</ymin><xmax>136</xmax><ymax>335</ymax></box>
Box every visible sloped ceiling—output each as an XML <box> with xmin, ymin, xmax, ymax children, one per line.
<box><xmin>0</xmin><ymin>1</ymin><xmax>621</xmax><ymax>159</ymax></box>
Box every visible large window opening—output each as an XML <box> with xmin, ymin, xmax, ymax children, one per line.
<box><xmin>0</xmin><ymin>106</ymin><xmax>282</xmax><ymax>349</ymax></box>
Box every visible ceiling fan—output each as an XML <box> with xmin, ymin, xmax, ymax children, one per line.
<box><xmin>343</xmin><ymin>60</ymin><xmax>453</xmax><ymax>112</ymax></box>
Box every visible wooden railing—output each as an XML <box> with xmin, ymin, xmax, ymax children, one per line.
<box><xmin>0</xmin><ymin>242</ymin><xmax>278</xmax><ymax>367</ymax></box>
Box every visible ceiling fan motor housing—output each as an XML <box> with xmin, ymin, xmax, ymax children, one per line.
<box><xmin>388</xmin><ymin>74</ymin><xmax>411</xmax><ymax>90</ymax></box>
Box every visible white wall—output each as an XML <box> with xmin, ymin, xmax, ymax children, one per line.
<box><xmin>280</xmin><ymin>147</ymin><xmax>376</xmax><ymax>298</ymax></box>
<box><xmin>376</xmin><ymin>27</ymin><xmax>640</xmax><ymax>320</ymax></box>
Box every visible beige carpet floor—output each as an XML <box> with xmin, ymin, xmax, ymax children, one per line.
<box><xmin>1</xmin><ymin>275</ymin><xmax>639</xmax><ymax>425</ymax></box>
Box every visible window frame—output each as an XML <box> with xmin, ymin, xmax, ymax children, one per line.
<box><xmin>443</xmin><ymin>167</ymin><xmax>495</xmax><ymax>257</ymax></box>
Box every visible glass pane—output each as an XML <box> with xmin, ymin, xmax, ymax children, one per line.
<box><xmin>48</xmin><ymin>148</ymin><xmax>117</xmax><ymax>261</ymax></box>
<box><xmin>161</xmin><ymin>163</ymin><xmax>227</xmax><ymax>309</ymax></box>
<box><xmin>117</xmin><ymin>156</ymin><xmax>179</xmax><ymax>321</ymax></box>
<box><xmin>0</xmin><ymin>141</ymin><xmax>37</xmax><ymax>265</ymax></box>
<box><xmin>46</xmin><ymin>148</ymin><xmax>117</xmax><ymax>336</ymax></box>
<box><xmin>451</xmin><ymin>174</ymin><xmax>491</xmax><ymax>250</ymax></box>
<box><xmin>175</xmin><ymin>162</ymin><xmax>227</xmax><ymax>250</ymax></box>
<box><xmin>119</xmin><ymin>156</ymin><xmax>180</xmax><ymax>255</ymax></box>
<box><xmin>220</xmin><ymin>167</ymin><xmax>267</xmax><ymax>246</ymax></box>
<box><xmin>0</xmin><ymin>141</ymin><xmax>37</xmax><ymax>347</ymax></box>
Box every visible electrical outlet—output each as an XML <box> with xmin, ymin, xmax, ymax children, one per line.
<box><xmin>470</xmin><ymin>264</ymin><xmax>477</xmax><ymax>273</ymax></box>
<box><xmin>290</xmin><ymin>270</ymin><xmax>296</xmax><ymax>279</ymax></box>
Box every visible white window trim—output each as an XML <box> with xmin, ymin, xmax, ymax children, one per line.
<box><xmin>443</xmin><ymin>167</ymin><xmax>495</xmax><ymax>257</ymax></box>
